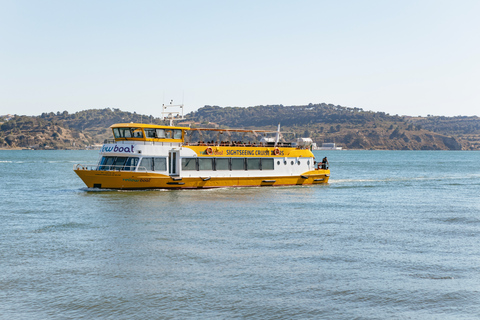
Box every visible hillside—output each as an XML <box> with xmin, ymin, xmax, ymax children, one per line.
<box><xmin>0</xmin><ymin>109</ymin><xmax>152</xmax><ymax>149</ymax></box>
<box><xmin>1</xmin><ymin>104</ymin><xmax>479</xmax><ymax>150</ymax></box>
<box><xmin>185</xmin><ymin>104</ymin><xmax>479</xmax><ymax>150</ymax></box>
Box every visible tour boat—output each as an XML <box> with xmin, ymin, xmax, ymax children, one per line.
<box><xmin>73</xmin><ymin>106</ymin><xmax>330</xmax><ymax>189</ymax></box>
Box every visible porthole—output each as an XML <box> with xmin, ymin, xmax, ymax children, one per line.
<box><xmin>284</xmin><ymin>160</ymin><xmax>287</xmax><ymax>165</ymax></box>
<box><xmin>298</xmin><ymin>161</ymin><xmax>301</xmax><ymax>165</ymax></box>
<box><xmin>291</xmin><ymin>161</ymin><xmax>294</xmax><ymax>165</ymax></box>
<box><xmin>307</xmin><ymin>160</ymin><xmax>310</xmax><ymax>165</ymax></box>
<box><xmin>277</xmin><ymin>161</ymin><xmax>281</xmax><ymax>165</ymax></box>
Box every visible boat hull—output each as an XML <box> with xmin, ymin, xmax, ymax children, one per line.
<box><xmin>74</xmin><ymin>168</ymin><xmax>330</xmax><ymax>190</ymax></box>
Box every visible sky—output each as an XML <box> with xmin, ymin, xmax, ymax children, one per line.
<box><xmin>1</xmin><ymin>0</ymin><xmax>479</xmax><ymax>117</ymax></box>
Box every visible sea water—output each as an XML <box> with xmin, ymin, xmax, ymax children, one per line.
<box><xmin>1</xmin><ymin>150</ymin><xmax>479</xmax><ymax>319</ymax></box>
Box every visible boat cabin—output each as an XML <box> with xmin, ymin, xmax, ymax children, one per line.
<box><xmin>110</xmin><ymin>123</ymin><xmax>187</xmax><ymax>143</ymax></box>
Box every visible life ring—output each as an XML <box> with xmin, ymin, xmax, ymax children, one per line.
<box><xmin>317</xmin><ymin>163</ymin><xmax>321</xmax><ymax>169</ymax></box>
<box><xmin>206</xmin><ymin>147</ymin><xmax>213</xmax><ymax>155</ymax></box>
<box><xmin>274</xmin><ymin>148</ymin><xmax>280</xmax><ymax>156</ymax></box>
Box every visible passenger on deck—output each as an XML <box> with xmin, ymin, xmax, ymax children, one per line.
<box><xmin>322</xmin><ymin>157</ymin><xmax>329</xmax><ymax>169</ymax></box>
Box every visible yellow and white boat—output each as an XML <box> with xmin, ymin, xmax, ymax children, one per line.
<box><xmin>74</xmin><ymin>111</ymin><xmax>330</xmax><ymax>189</ymax></box>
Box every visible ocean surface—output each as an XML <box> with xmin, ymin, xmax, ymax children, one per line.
<box><xmin>1</xmin><ymin>150</ymin><xmax>479</xmax><ymax>319</ymax></box>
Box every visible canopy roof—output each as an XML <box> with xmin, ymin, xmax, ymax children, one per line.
<box><xmin>110</xmin><ymin>123</ymin><xmax>189</xmax><ymax>131</ymax></box>
<box><xmin>110</xmin><ymin>123</ymin><xmax>278</xmax><ymax>134</ymax></box>
<box><xmin>190</xmin><ymin>128</ymin><xmax>276</xmax><ymax>134</ymax></box>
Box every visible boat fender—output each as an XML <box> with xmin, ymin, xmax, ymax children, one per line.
<box><xmin>274</xmin><ymin>148</ymin><xmax>280</xmax><ymax>156</ymax></box>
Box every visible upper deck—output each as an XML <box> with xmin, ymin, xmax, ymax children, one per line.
<box><xmin>108</xmin><ymin>123</ymin><xmax>312</xmax><ymax>154</ymax></box>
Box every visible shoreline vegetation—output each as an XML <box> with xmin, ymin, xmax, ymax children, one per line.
<box><xmin>1</xmin><ymin>104</ymin><xmax>479</xmax><ymax>150</ymax></box>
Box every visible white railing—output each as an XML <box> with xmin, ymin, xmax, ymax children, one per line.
<box><xmin>73</xmin><ymin>164</ymin><xmax>145</xmax><ymax>171</ymax></box>
<box><xmin>73</xmin><ymin>164</ymin><xmax>97</xmax><ymax>171</ymax></box>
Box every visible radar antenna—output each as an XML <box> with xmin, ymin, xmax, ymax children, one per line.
<box><xmin>161</xmin><ymin>101</ymin><xmax>185</xmax><ymax>126</ymax></box>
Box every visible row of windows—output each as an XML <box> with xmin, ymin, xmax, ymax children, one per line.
<box><xmin>144</xmin><ymin>128</ymin><xmax>182</xmax><ymax>139</ymax></box>
<box><xmin>113</xmin><ymin>128</ymin><xmax>182</xmax><ymax>140</ymax></box>
<box><xmin>99</xmin><ymin>156</ymin><xmax>139</xmax><ymax>171</ymax></box>
<box><xmin>182</xmin><ymin>158</ymin><xmax>274</xmax><ymax>171</ymax></box>
<box><xmin>138</xmin><ymin>157</ymin><xmax>167</xmax><ymax>171</ymax></box>
<box><xmin>99</xmin><ymin>156</ymin><xmax>166</xmax><ymax>172</ymax></box>
<box><xmin>277</xmin><ymin>160</ymin><xmax>310</xmax><ymax>166</ymax></box>
<box><xmin>113</xmin><ymin>128</ymin><xmax>144</xmax><ymax>139</ymax></box>
<box><xmin>98</xmin><ymin>156</ymin><xmax>279</xmax><ymax>172</ymax></box>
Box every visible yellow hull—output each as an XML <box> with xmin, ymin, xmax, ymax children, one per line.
<box><xmin>74</xmin><ymin>169</ymin><xmax>330</xmax><ymax>189</ymax></box>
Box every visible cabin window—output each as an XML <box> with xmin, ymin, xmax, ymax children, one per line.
<box><xmin>121</xmin><ymin>128</ymin><xmax>131</xmax><ymax>138</ymax></box>
<box><xmin>156</xmin><ymin>129</ymin><xmax>165</xmax><ymax>138</ymax></box>
<box><xmin>124</xmin><ymin>157</ymin><xmax>139</xmax><ymax>171</ymax></box>
<box><xmin>154</xmin><ymin>158</ymin><xmax>167</xmax><ymax>171</ymax></box>
<box><xmin>138</xmin><ymin>157</ymin><xmax>153</xmax><ymax>171</ymax></box>
<box><xmin>138</xmin><ymin>157</ymin><xmax>166</xmax><ymax>171</ymax></box>
<box><xmin>99</xmin><ymin>156</ymin><xmax>115</xmax><ymax>170</ymax></box>
<box><xmin>104</xmin><ymin>157</ymin><xmax>115</xmax><ymax>170</ymax></box>
<box><xmin>262</xmin><ymin>158</ymin><xmax>274</xmax><ymax>170</ymax></box>
<box><xmin>98</xmin><ymin>156</ymin><xmax>140</xmax><ymax>171</ymax></box>
<box><xmin>199</xmin><ymin>158</ymin><xmax>213</xmax><ymax>171</ymax></box>
<box><xmin>215</xmin><ymin>158</ymin><xmax>229</xmax><ymax>170</ymax></box>
<box><xmin>247</xmin><ymin>158</ymin><xmax>261</xmax><ymax>170</ymax></box>
<box><xmin>182</xmin><ymin>158</ymin><xmax>197</xmax><ymax>171</ymax></box>
<box><xmin>98</xmin><ymin>156</ymin><xmax>107</xmax><ymax>167</ymax></box>
<box><xmin>173</xmin><ymin>129</ymin><xmax>182</xmax><ymax>139</ymax></box>
<box><xmin>231</xmin><ymin>158</ymin><xmax>245</xmax><ymax>170</ymax></box>
<box><xmin>132</xmin><ymin>128</ymin><xmax>143</xmax><ymax>138</ymax></box>
<box><xmin>144</xmin><ymin>129</ymin><xmax>156</xmax><ymax>138</ymax></box>
<box><xmin>113</xmin><ymin>128</ymin><xmax>132</xmax><ymax>138</ymax></box>
<box><xmin>142</xmin><ymin>129</ymin><xmax>180</xmax><ymax>140</ymax></box>
<box><xmin>113</xmin><ymin>127</ymin><xmax>143</xmax><ymax>139</ymax></box>
<box><xmin>114</xmin><ymin>157</ymin><xmax>128</xmax><ymax>170</ymax></box>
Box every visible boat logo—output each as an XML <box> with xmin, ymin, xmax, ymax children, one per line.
<box><xmin>201</xmin><ymin>150</ymin><xmax>224</xmax><ymax>155</ymax></box>
<box><xmin>101</xmin><ymin>144</ymin><xmax>135</xmax><ymax>154</ymax></box>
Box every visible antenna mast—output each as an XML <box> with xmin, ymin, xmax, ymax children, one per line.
<box><xmin>162</xmin><ymin>100</ymin><xmax>185</xmax><ymax>126</ymax></box>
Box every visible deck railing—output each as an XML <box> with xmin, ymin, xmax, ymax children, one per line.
<box><xmin>74</xmin><ymin>164</ymin><xmax>146</xmax><ymax>172</ymax></box>
<box><xmin>182</xmin><ymin>141</ymin><xmax>298</xmax><ymax>148</ymax></box>
<box><xmin>100</xmin><ymin>140</ymin><xmax>311</xmax><ymax>149</ymax></box>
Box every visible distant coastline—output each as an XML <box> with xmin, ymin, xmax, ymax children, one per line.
<box><xmin>1</xmin><ymin>105</ymin><xmax>479</xmax><ymax>150</ymax></box>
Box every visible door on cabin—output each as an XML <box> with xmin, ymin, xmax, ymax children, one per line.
<box><xmin>169</xmin><ymin>150</ymin><xmax>178</xmax><ymax>176</ymax></box>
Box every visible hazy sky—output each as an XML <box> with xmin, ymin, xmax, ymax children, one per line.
<box><xmin>1</xmin><ymin>0</ymin><xmax>479</xmax><ymax>117</ymax></box>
